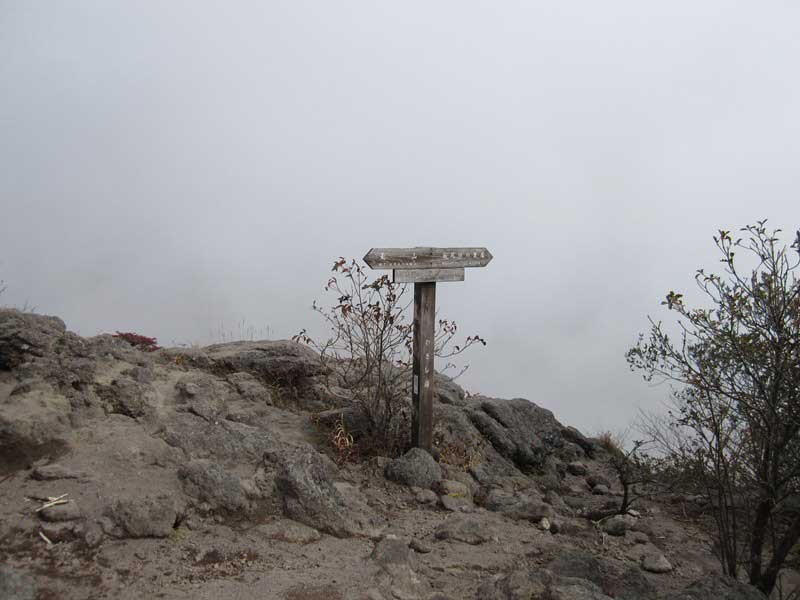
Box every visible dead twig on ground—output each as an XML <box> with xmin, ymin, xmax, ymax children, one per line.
<box><xmin>34</xmin><ymin>493</ymin><xmax>69</xmax><ymax>512</ymax></box>
<box><xmin>38</xmin><ymin>531</ymin><xmax>54</xmax><ymax>546</ymax></box>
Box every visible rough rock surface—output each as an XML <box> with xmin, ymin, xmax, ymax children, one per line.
<box><xmin>370</xmin><ymin>536</ymin><xmax>431</xmax><ymax>600</ymax></box>
<box><xmin>31</xmin><ymin>464</ymin><xmax>84</xmax><ymax>481</ymax></box>
<box><xmin>272</xmin><ymin>445</ymin><xmax>382</xmax><ymax>538</ymax></box>
<box><xmin>434</xmin><ymin>516</ymin><xmax>497</xmax><ymax>545</ymax></box>
<box><xmin>602</xmin><ymin>514</ymin><xmax>636</xmax><ymax>537</ymax></box>
<box><xmin>663</xmin><ymin>576</ymin><xmax>767</xmax><ymax>599</ymax></box>
<box><xmin>109</xmin><ymin>495</ymin><xmax>177</xmax><ymax>538</ymax></box>
<box><xmin>255</xmin><ymin>518</ymin><xmax>321</xmax><ymax>544</ymax></box>
<box><xmin>0</xmin><ymin>309</ymin><xmax>788</xmax><ymax>600</ymax></box>
<box><xmin>39</xmin><ymin>501</ymin><xmax>83</xmax><ymax>522</ymax></box>
<box><xmin>641</xmin><ymin>552</ymin><xmax>673</xmax><ymax>574</ymax></box>
<box><xmin>0</xmin><ymin>566</ymin><xmax>35</xmax><ymax>600</ymax></box>
<box><xmin>549</xmin><ymin>550</ymin><xmax>607</xmax><ymax>590</ymax></box>
<box><xmin>178</xmin><ymin>459</ymin><xmax>250</xmax><ymax>512</ymax></box>
<box><xmin>0</xmin><ymin>382</ymin><xmax>72</xmax><ymax>472</ymax></box>
<box><xmin>385</xmin><ymin>448</ymin><xmax>442</xmax><ymax>490</ymax></box>
<box><xmin>477</xmin><ymin>569</ymin><xmax>613</xmax><ymax>600</ymax></box>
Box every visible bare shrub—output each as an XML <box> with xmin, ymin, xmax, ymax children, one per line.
<box><xmin>627</xmin><ymin>221</ymin><xmax>800</xmax><ymax>596</ymax></box>
<box><xmin>295</xmin><ymin>258</ymin><xmax>484</xmax><ymax>455</ymax></box>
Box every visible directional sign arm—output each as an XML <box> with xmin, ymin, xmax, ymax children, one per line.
<box><xmin>363</xmin><ymin>247</ymin><xmax>492</xmax><ymax>270</ymax></box>
<box><xmin>393</xmin><ymin>268</ymin><xmax>465</xmax><ymax>283</ymax></box>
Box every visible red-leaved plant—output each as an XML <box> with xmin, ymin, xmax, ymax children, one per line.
<box><xmin>112</xmin><ymin>331</ymin><xmax>161</xmax><ymax>352</ymax></box>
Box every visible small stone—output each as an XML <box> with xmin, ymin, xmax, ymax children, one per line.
<box><xmin>31</xmin><ymin>464</ymin><xmax>82</xmax><ymax>481</ymax></box>
<box><xmin>538</xmin><ymin>517</ymin><xmax>551</xmax><ymax>531</ymax></box>
<box><xmin>566</xmin><ymin>462</ymin><xmax>588</xmax><ymax>476</ymax></box>
<box><xmin>602</xmin><ymin>514</ymin><xmax>635</xmax><ymax>537</ymax></box>
<box><xmin>414</xmin><ymin>489</ymin><xmax>438</xmax><ymax>505</ymax></box>
<box><xmin>384</xmin><ymin>448</ymin><xmax>441</xmax><ymax>489</ymax></box>
<box><xmin>180</xmin><ymin>382</ymin><xmax>200</xmax><ymax>396</ymax></box>
<box><xmin>481</xmin><ymin>489</ymin><xmax>518</xmax><ymax>512</ymax></box>
<box><xmin>435</xmin><ymin>480</ymin><xmax>470</xmax><ymax>498</ymax></box>
<box><xmin>630</xmin><ymin>531</ymin><xmax>649</xmax><ymax>545</ymax></box>
<box><xmin>110</xmin><ymin>494</ymin><xmax>176</xmax><ymax>538</ymax></box>
<box><xmin>256</xmin><ymin>519</ymin><xmax>322</xmax><ymax>544</ymax></box>
<box><xmin>592</xmin><ymin>484</ymin><xmax>610</xmax><ymax>495</ymax></box>
<box><xmin>434</xmin><ymin>516</ymin><xmax>496</xmax><ymax>545</ymax></box>
<box><xmin>440</xmin><ymin>494</ymin><xmax>474</xmax><ymax>512</ymax></box>
<box><xmin>410</xmin><ymin>539</ymin><xmax>432</xmax><ymax>554</ymax></box>
<box><xmin>40</xmin><ymin>501</ymin><xmax>83</xmax><ymax>522</ymax></box>
<box><xmin>642</xmin><ymin>552</ymin><xmax>673</xmax><ymax>573</ymax></box>
<box><xmin>436</xmin><ymin>480</ymin><xmax>473</xmax><ymax>512</ymax></box>
<box><xmin>504</xmin><ymin>498</ymin><xmax>555</xmax><ymax>523</ymax></box>
<box><xmin>586</xmin><ymin>475</ymin><xmax>611</xmax><ymax>488</ymax></box>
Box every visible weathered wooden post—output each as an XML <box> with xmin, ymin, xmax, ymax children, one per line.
<box><xmin>363</xmin><ymin>247</ymin><xmax>493</xmax><ymax>452</ymax></box>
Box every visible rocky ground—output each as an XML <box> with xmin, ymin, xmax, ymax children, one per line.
<box><xmin>0</xmin><ymin>308</ymin><xmax>794</xmax><ymax>600</ymax></box>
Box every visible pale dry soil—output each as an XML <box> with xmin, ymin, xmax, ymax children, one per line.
<box><xmin>0</xmin><ymin>410</ymin><xmax>719</xmax><ymax>600</ymax></box>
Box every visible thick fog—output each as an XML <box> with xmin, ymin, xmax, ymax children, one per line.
<box><xmin>1</xmin><ymin>2</ymin><xmax>798</xmax><ymax>435</ymax></box>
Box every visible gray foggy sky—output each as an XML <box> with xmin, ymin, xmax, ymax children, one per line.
<box><xmin>1</xmin><ymin>2</ymin><xmax>799</xmax><ymax>435</ymax></box>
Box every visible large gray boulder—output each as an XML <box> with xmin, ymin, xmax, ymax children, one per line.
<box><xmin>384</xmin><ymin>448</ymin><xmax>442</xmax><ymax>489</ymax></box>
<box><xmin>169</xmin><ymin>340</ymin><xmax>328</xmax><ymax>410</ymax></box>
<box><xmin>271</xmin><ymin>445</ymin><xmax>382</xmax><ymax>538</ymax></box>
<box><xmin>0</xmin><ymin>309</ymin><xmax>68</xmax><ymax>370</ymax></box>
<box><xmin>0</xmin><ymin>310</ymin><xmax>107</xmax><ymax>392</ymax></box>
<box><xmin>465</xmin><ymin>397</ymin><xmax>568</xmax><ymax>475</ymax></box>
<box><xmin>202</xmin><ymin>340</ymin><xmax>324</xmax><ymax>385</ymax></box>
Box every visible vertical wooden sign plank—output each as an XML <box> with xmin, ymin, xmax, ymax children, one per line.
<box><xmin>364</xmin><ymin>246</ymin><xmax>492</xmax><ymax>453</ymax></box>
<box><xmin>412</xmin><ymin>282</ymin><xmax>436</xmax><ymax>451</ymax></box>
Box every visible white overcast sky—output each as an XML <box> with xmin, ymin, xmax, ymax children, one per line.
<box><xmin>1</xmin><ymin>2</ymin><xmax>798</xmax><ymax>435</ymax></box>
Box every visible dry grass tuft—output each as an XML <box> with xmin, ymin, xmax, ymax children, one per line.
<box><xmin>596</xmin><ymin>430</ymin><xmax>624</xmax><ymax>454</ymax></box>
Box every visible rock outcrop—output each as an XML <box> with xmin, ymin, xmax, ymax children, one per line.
<box><xmin>0</xmin><ymin>309</ymin><xmax>781</xmax><ymax>600</ymax></box>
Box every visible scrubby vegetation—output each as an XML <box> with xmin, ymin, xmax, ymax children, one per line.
<box><xmin>295</xmin><ymin>257</ymin><xmax>485</xmax><ymax>455</ymax></box>
<box><xmin>628</xmin><ymin>220</ymin><xmax>800</xmax><ymax>596</ymax></box>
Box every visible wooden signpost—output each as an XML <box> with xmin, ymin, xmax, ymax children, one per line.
<box><xmin>363</xmin><ymin>247</ymin><xmax>493</xmax><ymax>452</ymax></box>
